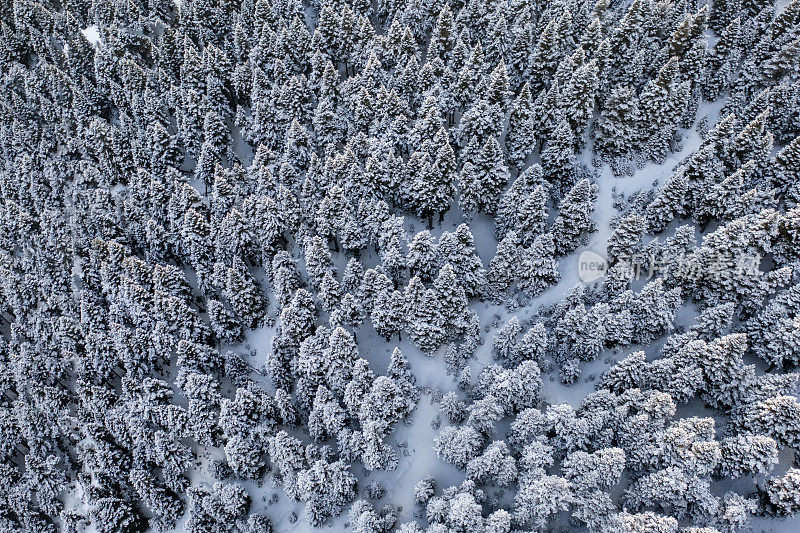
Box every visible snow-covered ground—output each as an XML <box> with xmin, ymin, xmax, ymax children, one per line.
<box><xmin>81</xmin><ymin>25</ymin><xmax>100</xmax><ymax>46</ymax></box>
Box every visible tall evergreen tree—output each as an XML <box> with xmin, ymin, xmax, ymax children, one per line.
<box><xmin>472</xmin><ymin>136</ymin><xmax>510</xmax><ymax>215</ymax></box>
<box><xmin>551</xmin><ymin>179</ymin><xmax>598</xmax><ymax>256</ymax></box>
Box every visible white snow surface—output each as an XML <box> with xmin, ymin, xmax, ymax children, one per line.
<box><xmin>81</xmin><ymin>25</ymin><xmax>100</xmax><ymax>46</ymax></box>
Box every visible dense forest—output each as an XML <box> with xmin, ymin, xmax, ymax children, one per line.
<box><xmin>1</xmin><ymin>0</ymin><xmax>800</xmax><ymax>531</ymax></box>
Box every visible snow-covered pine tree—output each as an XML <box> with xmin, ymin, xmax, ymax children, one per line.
<box><xmin>506</xmin><ymin>82</ymin><xmax>536</xmax><ymax>167</ymax></box>
<box><xmin>541</xmin><ymin>117</ymin><xmax>578</xmax><ymax>191</ymax></box>
<box><xmin>472</xmin><ymin>136</ymin><xmax>510</xmax><ymax>215</ymax></box>
<box><xmin>551</xmin><ymin>179</ymin><xmax>598</xmax><ymax>256</ymax></box>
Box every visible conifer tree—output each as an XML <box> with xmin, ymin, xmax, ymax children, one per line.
<box><xmin>607</xmin><ymin>213</ymin><xmax>646</xmax><ymax>265</ymax></box>
<box><xmin>551</xmin><ymin>179</ymin><xmax>599</xmax><ymax>256</ymax></box>
<box><xmin>541</xmin><ymin>117</ymin><xmax>578</xmax><ymax>191</ymax></box>
<box><xmin>434</xmin><ymin>263</ymin><xmax>472</xmax><ymax>338</ymax></box>
<box><xmin>226</xmin><ymin>260</ymin><xmax>266</xmax><ymax>328</ymax></box>
<box><xmin>506</xmin><ymin>82</ymin><xmax>537</xmax><ymax>167</ymax></box>
<box><xmin>473</xmin><ymin>136</ymin><xmax>510</xmax><ymax>215</ymax></box>
<box><xmin>437</xmin><ymin>224</ymin><xmax>486</xmax><ymax>298</ymax></box>
<box><xmin>496</xmin><ymin>165</ymin><xmax>546</xmax><ymax>240</ymax></box>
<box><xmin>595</xmin><ymin>85</ymin><xmax>640</xmax><ymax>163</ymax></box>
<box><xmin>407</xmin><ymin>230</ymin><xmax>439</xmax><ymax>281</ymax></box>
<box><xmin>519</xmin><ymin>233</ymin><xmax>562</xmax><ymax>296</ymax></box>
<box><xmin>405</xmin><ymin>276</ymin><xmax>446</xmax><ymax>354</ymax></box>
<box><xmin>371</xmin><ymin>289</ymin><xmax>406</xmax><ymax>341</ymax></box>
<box><xmin>458</xmin><ymin>162</ymin><xmax>481</xmax><ymax>220</ymax></box>
<box><xmin>777</xmin><ymin>135</ymin><xmax>800</xmax><ymax>200</ymax></box>
<box><xmin>487</xmin><ymin>231</ymin><xmax>521</xmax><ymax>299</ymax></box>
<box><xmin>560</xmin><ymin>59</ymin><xmax>599</xmax><ymax>144</ymax></box>
<box><xmin>516</xmin><ymin>187</ymin><xmax>548</xmax><ymax>246</ymax></box>
<box><xmin>330</xmin><ymin>292</ymin><xmax>366</xmax><ymax>334</ymax></box>
<box><xmin>529</xmin><ymin>14</ymin><xmax>566</xmax><ymax>92</ymax></box>
<box><xmin>428</xmin><ymin>5</ymin><xmax>455</xmax><ymax>62</ymax></box>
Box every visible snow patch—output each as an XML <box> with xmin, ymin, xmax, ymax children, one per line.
<box><xmin>81</xmin><ymin>25</ymin><xmax>100</xmax><ymax>45</ymax></box>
